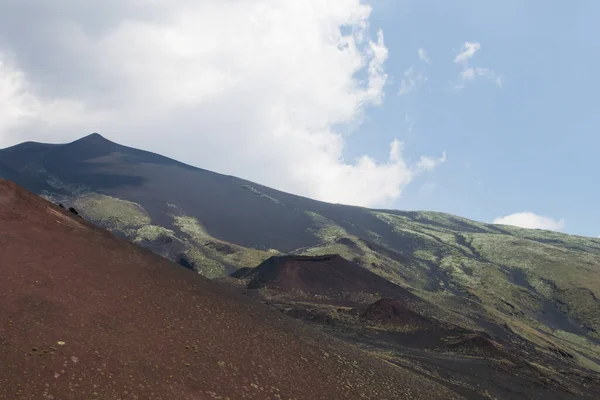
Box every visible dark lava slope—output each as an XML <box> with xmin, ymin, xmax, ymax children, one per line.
<box><xmin>0</xmin><ymin>133</ymin><xmax>327</xmax><ymax>252</ymax></box>
<box><xmin>0</xmin><ymin>179</ymin><xmax>459</xmax><ymax>400</ymax></box>
<box><xmin>234</xmin><ymin>254</ymin><xmax>417</xmax><ymax>302</ymax></box>
<box><xmin>0</xmin><ymin>133</ymin><xmax>492</xmax><ymax>254</ymax></box>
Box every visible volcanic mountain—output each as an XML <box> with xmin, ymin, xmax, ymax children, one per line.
<box><xmin>2</xmin><ymin>133</ymin><xmax>600</xmax><ymax>385</ymax></box>
<box><xmin>0</xmin><ymin>179</ymin><xmax>461</xmax><ymax>399</ymax></box>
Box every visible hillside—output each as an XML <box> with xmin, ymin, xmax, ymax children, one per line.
<box><xmin>229</xmin><ymin>254</ymin><xmax>600</xmax><ymax>398</ymax></box>
<box><xmin>233</xmin><ymin>254</ymin><xmax>417</xmax><ymax>302</ymax></box>
<box><xmin>0</xmin><ymin>179</ymin><xmax>463</xmax><ymax>399</ymax></box>
<box><xmin>2</xmin><ymin>133</ymin><xmax>600</xmax><ymax>376</ymax></box>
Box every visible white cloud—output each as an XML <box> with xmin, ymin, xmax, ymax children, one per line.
<box><xmin>398</xmin><ymin>66</ymin><xmax>427</xmax><ymax>96</ymax></box>
<box><xmin>418</xmin><ymin>48</ymin><xmax>430</xmax><ymax>63</ymax></box>
<box><xmin>453</xmin><ymin>42</ymin><xmax>502</xmax><ymax>89</ymax></box>
<box><xmin>0</xmin><ymin>54</ymin><xmax>107</xmax><ymax>137</ymax></box>
<box><xmin>398</xmin><ymin>48</ymin><xmax>430</xmax><ymax>96</ymax></box>
<box><xmin>476</xmin><ymin>68</ymin><xmax>503</xmax><ymax>87</ymax></box>
<box><xmin>0</xmin><ymin>0</ymin><xmax>445</xmax><ymax>208</ymax></box>
<box><xmin>398</xmin><ymin>67</ymin><xmax>417</xmax><ymax>95</ymax></box>
<box><xmin>460</xmin><ymin>68</ymin><xmax>476</xmax><ymax>81</ymax></box>
<box><xmin>493</xmin><ymin>212</ymin><xmax>565</xmax><ymax>232</ymax></box>
<box><xmin>417</xmin><ymin>151</ymin><xmax>447</xmax><ymax>171</ymax></box>
<box><xmin>458</xmin><ymin>67</ymin><xmax>502</xmax><ymax>88</ymax></box>
<box><xmin>454</xmin><ymin>42</ymin><xmax>481</xmax><ymax>63</ymax></box>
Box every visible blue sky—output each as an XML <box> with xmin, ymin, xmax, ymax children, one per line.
<box><xmin>346</xmin><ymin>0</ymin><xmax>600</xmax><ymax>236</ymax></box>
<box><xmin>0</xmin><ymin>0</ymin><xmax>598</xmax><ymax>237</ymax></box>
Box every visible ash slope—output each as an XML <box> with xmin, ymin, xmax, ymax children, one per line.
<box><xmin>2</xmin><ymin>133</ymin><xmax>600</xmax><ymax>371</ymax></box>
<box><xmin>0</xmin><ymin>179</ymin><xmax>459</xmax><ymax>400</ymax></box>
<box><xmin>233</xmin><ymin>254</ymin><xmax>417</xmax><ymax>302</ymax></box>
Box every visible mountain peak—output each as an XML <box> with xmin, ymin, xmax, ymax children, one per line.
<box><xmin>53</xmin><ymin>132</ymin><xmax>118</xmax><ymax>162</ymax></box>
<box><xmin>80</xmin><ymin>132</ymin><xmax>109</xmax><ymax>142</ymax></box>
<box><xmin>69</xmin><ymin>132</ymin><xmax>116</xmax><ymax>149</ymax></box>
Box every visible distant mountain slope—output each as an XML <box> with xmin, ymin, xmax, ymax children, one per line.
<box><xmin>0</xmin><ymin>179</ymin><xmax>460</xmax><ymax>399</ymax></box>
<box><xmin>0</xmin><ymin>133</ymin><xmax>320</xmax><ymax>253</ymax></box>
<box><xmin>0</xmin><ymin>161</ymin><xmax>16</xmax><ymax>182</ymax></box>
<box><xmin>2</xmin><ymin>133</ymin><xmax>600</xmax><ymax>372</ymax></box>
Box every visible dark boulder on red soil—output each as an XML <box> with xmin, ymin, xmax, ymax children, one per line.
<box><xmin>0</xmin><ymin>179</ymin><xmax>461</xmax><ymax>400</ymax></box>
<box><xmin>233</xmin><ymin>254</ymin><xmax>417</xmax><ymax>303</ymax></box>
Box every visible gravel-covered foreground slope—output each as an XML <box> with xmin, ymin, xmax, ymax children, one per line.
<box><xmin>0</xmin><ymin>179</ymin><xmax>460</xmax><ymax>400</ymax></box>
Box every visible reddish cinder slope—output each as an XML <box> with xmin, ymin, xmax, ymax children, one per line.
<box><xmin>0</xmin><ymin>180</ymin><xmax>460</xmax><ymax>400</ymax></box>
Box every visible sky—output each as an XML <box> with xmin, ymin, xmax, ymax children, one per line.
<box><xmin>0</xmin><ymin>0</ymin><xmax>599</xmax><ymax>237</ymax></box>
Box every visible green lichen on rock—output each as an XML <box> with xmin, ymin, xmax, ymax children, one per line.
<box><xmin>172</xmin><ymin>214</ymin><xmax>275</xmax><ymax>277</ymax></box>
<box><xmin>133</xmin><ymin>225</ymin><xmax>176</xmax><ymax>244</ymax></box>
<box><xmin>74</xmin><ymin>194</ymin><xmax>151</xmax><ymax>231</ymax></box>
<box><xmin>173</xmin><ymin>215</ymin><xmax>209</xmax><ymax>240</ymax></box>
<box><xmin>184</xmin><ymin>246</ymin><xmax>227</xmax><ymax>279</ymax></box>
<box><xmin>305</xmin><ymin>211</ymin><xmax>347</xmax><ymax>242</ymax></box>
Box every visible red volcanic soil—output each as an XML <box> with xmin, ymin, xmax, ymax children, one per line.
<box><xmin>233</xmin><ymin>254</ymin><xmax>416</xmax><ymax>302</ymax></box>
<box><xmin>0</xmin><ymin>180</ymin><xmax>460</xmax><ymax>399</ymax></box>
<box><xmin>360</xmin><ymin>298</ymin><xmax>433</xmax><ymax>327</ymax></box>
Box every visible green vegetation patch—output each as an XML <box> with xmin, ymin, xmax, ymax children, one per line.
<box><xmin>133</xmin><ymin>225</ymin><xmax>176</xmax><ymax>244</ymax></box>
<box><xmin>184</xmin><ymin>246</ymin><xmax>228</xmax><ymax>279</ymax></box>
<box><xmin>74</xmin><ymin>194</ymin><xmax>151</xmax><ymax>231</ymax></box>
<box><xmin>173</xmin><ymin>215</ymin><xmax>209</xmax><ymax>240</ymax></box>
<box><xmin>305</xmin><ymin>211</ymin><xmax>347</xmax><ymax>242</ymax></box>
<box><xmin>172</xmin><ymin>213</ymin><xmax>275</xmax><ymax>277</ymax></box>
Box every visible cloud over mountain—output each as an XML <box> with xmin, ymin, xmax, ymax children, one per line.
<box><xmin>0</xmin><ymin>0</ymin><xmax>444</xmax><ymax>207</ymax></box>
<box><xmin>493</xmin><ymin>212</ymin><xmax>565</xmax><ymax>231</ymax></box>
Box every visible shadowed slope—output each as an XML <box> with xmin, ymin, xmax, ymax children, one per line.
<box><xmin>0</xmin><ymin>134</ymin><xmax>319</xmax><ymax>252</ymax></box>
<box><xmin>0</xmin><ymin>180</ymin><xmax>459</xmax><ymax>400</ymax></box>
<box><xmin>444</xmin><ymin>333</ymin><xmax>507</xmax><ymax>358</ymax></box>
<box><xmin>0</xmin><ymin>162</ymin><xmax>16</xmax><ymax>183</ymax></box>
<box><xmin>360</xmin><ymin>298</ymin><xmax>434</xmax><ymax>326</ymax></box>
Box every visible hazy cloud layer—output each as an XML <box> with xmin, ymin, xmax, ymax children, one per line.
<box><xmin>418</xmin><ymin>48</ymin><xmax>430</xmax><ymax>63</ymax></box>
<box><xmin>0</xmin><ymin>0</ymin><xmax>445</xmax><ymax>207</ymax></box>
<box><xmin>493</xmin><ymin>212</ymin><xmax>565</xmax><ymax>231</ymax></box>
<box><xmin>398</xmin><ymin>48</ymin><xmax>430</xmax><ymax>96</ymax></box>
